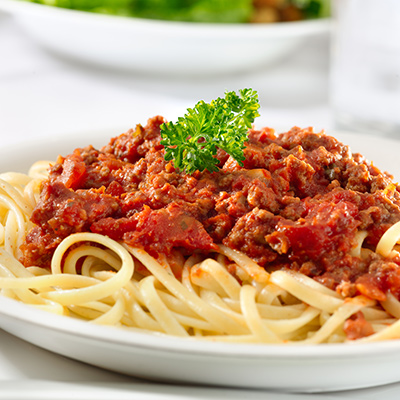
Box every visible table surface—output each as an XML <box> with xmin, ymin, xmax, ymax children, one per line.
<box><xmin>1</xmin><ymin>8</ymin><xmax>400</xmax><ymax>400</ymax></box>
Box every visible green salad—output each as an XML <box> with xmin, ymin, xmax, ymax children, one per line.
<box><xmin>22</xmin><ymin>0</ymin><xmax>330</xmax><ymax>23</ymax></box>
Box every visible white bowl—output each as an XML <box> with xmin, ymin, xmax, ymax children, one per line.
<box><xmin>0</xmin><ymin>0</ymin><xmax>330</xmax><ymax>74</ymax></box>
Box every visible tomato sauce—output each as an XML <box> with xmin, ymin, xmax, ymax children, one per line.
<box><xmin>21</xmin><ymin>116</ymin><xmax>400</xmax><ymax>302</ymax></box>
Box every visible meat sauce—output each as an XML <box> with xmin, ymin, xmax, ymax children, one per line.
<box><xmin>21</xmin><ymin>116</ymin><xmax>400</xmax><ymax>306</ymax></box>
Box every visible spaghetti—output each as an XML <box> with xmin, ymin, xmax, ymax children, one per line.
<box><xmin>1</xmin><ymin>118</ymin><xmax>400</xmax><ymax>344</ymax></box>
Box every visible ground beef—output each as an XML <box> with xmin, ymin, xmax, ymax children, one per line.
<box><xmin>20</xmin><ymin>117</ymin><xmax>400</xmax><ymax>301</ymax></box>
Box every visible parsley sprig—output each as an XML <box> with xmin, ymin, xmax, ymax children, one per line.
<box><xmin>160</xmin><ymin>89</ymin><xmax>260</xmax><ymax>174</ymax></box>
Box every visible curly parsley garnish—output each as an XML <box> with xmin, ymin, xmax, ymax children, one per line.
<box><xmin>160</xmin><ymin>89</ymin><xmax>260</xmax><ymax>174</ymax></box>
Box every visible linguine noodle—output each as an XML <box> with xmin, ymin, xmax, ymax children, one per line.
<box><xmin>1</xmin><ymin>162</ymin><xmax>400</xmax><ymax>344</ymax></box>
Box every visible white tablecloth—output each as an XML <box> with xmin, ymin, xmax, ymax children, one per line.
<box><xmin>1</xmin><ymin>9</ymin><xmax>400</xmax><ymax>400</ymax></box>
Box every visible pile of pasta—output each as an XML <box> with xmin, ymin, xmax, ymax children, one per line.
<box><xmin>2</xmin><ymin>162</ymin><xmax>400</xmax><ymax>344</ymax></box>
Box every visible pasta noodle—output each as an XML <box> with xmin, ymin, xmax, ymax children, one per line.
<box><xmin>1</xmin><ymin>158</ymin><xmax>400</xmax><ymax>345</ymax></box>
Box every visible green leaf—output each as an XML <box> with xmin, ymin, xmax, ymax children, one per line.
<box><xmin>160</xmin><ymin>89</ymin><xmax>260</xmax><ymax>174</ymax></box>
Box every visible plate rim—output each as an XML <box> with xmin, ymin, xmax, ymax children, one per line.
<box><xmin>1</xmin><ymin>294</ymin><xmax>400</xmax><ymax>361</ymax></box>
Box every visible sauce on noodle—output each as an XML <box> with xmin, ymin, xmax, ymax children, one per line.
<box><xmin>20</xmin><ymin>116</ymin><xmax>400</xmax><ymax>302</ymax></box>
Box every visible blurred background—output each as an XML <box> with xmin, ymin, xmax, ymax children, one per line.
<box><xmin>0</xmin><ymin>0</ymin><xmax>332</xmax><ymax>147</ymax></box>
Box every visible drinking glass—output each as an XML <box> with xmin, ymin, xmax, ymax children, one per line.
<box><xmin>330</xmin><ymin>0</ymin><xmax>400</xmax><ymax>136</ymax></box>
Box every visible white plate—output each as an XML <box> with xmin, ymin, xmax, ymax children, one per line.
<box><xmin>1</xmin><ymin>129</ymin><xmax>400</xmax><ymax>393</ymax></box>
<box><xmin>0</xmin><ymin>0</ymin><xmax>330</xmax><ymax>74</ymax></box>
